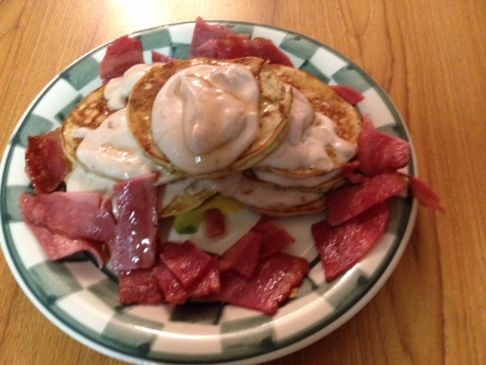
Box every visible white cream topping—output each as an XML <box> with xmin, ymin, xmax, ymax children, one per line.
<box><xmin>76</xmin><ymin>108</ymin><xmax>160</xmax><ymax>180</ymax></box>
<box><xmin>151</xmin><ymin>64</ymin><xmax>259</xmax><ymax>175</ymax></box>
<box><xmin>104</xmin><ymin>64</ymin><xmax>153</xmax><ymax>110</ymax></box>
<box><xmin>258</xmin><ymin>88</ymin><xmax>357</xmax><ymax>171</ymax></box>
<box><xmin>65</xmin><ymin>165</ymin><xmax>117</xmax><ymax>194</ymax></box>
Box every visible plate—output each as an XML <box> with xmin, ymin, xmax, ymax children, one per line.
<box><xmin>0</xmin><ymin>21</ymin><xmax>417</xmax><ymax>364</ymax></box>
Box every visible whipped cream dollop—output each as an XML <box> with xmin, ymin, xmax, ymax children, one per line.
<box><xmin>258</xmin><ymin>88</ymin><xmax>356</xmax><ymax>171</ymax></box>
<box><xmin>151</xmin><ymin>63</ymin><xmax>259</xmax><ymax>175</ymax></box>
<box><xmin>76</xmin><ymin>108</ymin><xmax>160</xmax><ymax>180</ymax></box>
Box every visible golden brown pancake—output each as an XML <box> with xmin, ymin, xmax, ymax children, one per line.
<box><xmin>61</xmin><ymin>86</ymin><xmax>112</xmax><ymax>164</ymax></box>
<box><xmin>127</xmin><ymin>57</ymin><xmax>292</xmax><ymax>179</ymax></box>
<box><xmin>257</xmin><ymin>63</ymin><xmax>362</xmax><ymax>179</ymax></box>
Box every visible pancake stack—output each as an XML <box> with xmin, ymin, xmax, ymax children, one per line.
<box><xmin>61</xmin><ymin>57</ymin><xmax>362</xmax><ymax>217</ymax></box>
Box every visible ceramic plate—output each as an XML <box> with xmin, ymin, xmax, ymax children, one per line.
<box><xmin>0</xmin><ymin>21</ymin><xmax>417</xmax><ymax>364</ymax></box>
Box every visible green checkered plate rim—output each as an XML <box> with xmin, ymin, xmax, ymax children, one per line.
<box><xmin>0</xmin><ymin>20</ymin><xmax>417</xmax><ymax>365</ymax></box>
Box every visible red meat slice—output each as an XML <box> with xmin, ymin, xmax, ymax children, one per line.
<box><xmin>151</xmin><ymin>51</ymin><xmax>173</xmax><ymax>63</ymax></box>
<box><xmin>190</xmin><ymin>16</ymin><xmax>235</xmax><ymax>57</ymax></box>
<box><xmin>160</xmin><ymin>241</ymin><xmax>212</xmax><ymax>289</ymax></box>
<box><xmin>410</xmin><ymin>176</ymin><xmax>445</xmax><ymax>212</ymax></box>
<box><xmin>112</xmin><ymin>175</ymin><xmax>158</xmax><ymax>272</ymax></box>
<box><xmin>204</xmin><ymin>208</ymin><xmax>226</xmax><ymax>238</ymax></box>
<box><xmin>195</xmin><ymin>35</ymin><xmax>293</xmax><ymax>66</ymax></box>
<box><xmin>342</xmin><ymin>161</ymin><xmax>365</xmax><ymax>184</ymax></box>
<box><xmin>189</xmin><ymin>257</ymin><xmax>221</xmax><ymax>298</ymax></box>
<box><xmin>20</xmin><ymin>194</ymin><xmax>107</xmax><ymax>267</ymax></box>
<box><xmin>21</xmin><ymin>192</ymin><xmax>115</xmax><ymax>242</ymax></box>
<box><xmin>153</xmin><ymin>257</ymin><xmax>220</xmax><ymax>305</ymax></box>
<box><xmin>358</xmin><ymin>117</ymin><xmax>410</xmax><ymax>176</ymax></box>
<box><xmin>152</xmin><ymin>263</ymin><xmax>188</xmax><ymax>305</ymax></box>
<box><xmin>119</xmin><ymin>269</ymin><xmax>164</xmax><ymax>305</ymax></box>
<box><xmin>326</xmin><ymin>173</ymin><xmax>407</xmax><ymax>226</ymax></box>
<box><xmin>312</xmin><ymin>203</ymin><xmax>389</xmax><ymax>281</ymax></box>
<box><xmin>330</xmin><ymin>85</ymin><xmax>365</xmax><ymax>105</ymax></box>
<box><xmin>251</xmin><ymin>218</ymin><xmax>295</xmax><ymax>259</ymax></box>
<box><xmin>218</xmin><ymin>253</ymin><xmax>310</xmax><ymax>315</ymax></box>
<box><xmin>99</xmin><ymin>36</ymin><xmax>144</xmax><ymax>82</ymax></box>
<box><xmin>25</xmin><ymin>129</ymin><xmax>70</xmax><ymax>194</ymax></box>
<box><xmin>220</xmin><ymin>232</ymin><xmax>262</xmax><ymax>278</ymax></box>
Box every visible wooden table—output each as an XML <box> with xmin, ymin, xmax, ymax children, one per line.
<box><xmin>0</xmin><ymin>1</ymin><xmax>484</xmax><ymax>364</ymax></box>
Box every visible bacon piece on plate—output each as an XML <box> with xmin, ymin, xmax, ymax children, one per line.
<box><xmin>410</xmin><ymin>176</ymin><xmax>445</xmax><ymax>212</ymax></box>
<box><xmin>220</xmin><ymin>232</ymin><xmax>262</xmax><ymax>278</ymax></box>
<box><xmin>22</xmin><ymin>192</ymin><xmax>115</xmax><ymax>242</ymax></box>
<box><xmin>160</xmin><ymin>241</ymin><xmax>212</xmax><ymax>289</ymax></box>
<box><xmin>153</xmin><ymin>257</ymin><xmax>220</xmax><ymax>305</ymax></box>
<box><xmin>196</xmin><ymin>35</ymin><xmax>293</xmax><ymax>66</ymax></box>
<box><xmin>112</xmin><ymin>175</ymin><xmax>158</xmax><ymax>272</ymax></box>
<box><xmin>312</xmin><ymin>203</ymin><xmax>389</xmax><ymax>282</ymax></box>
<box><xmin>326</xmin><ymin>173</ymin><xmax>407</xmax><ymax>226</ymax></box>
<box><xmin>151</xmin><ymin>51</ymin><xmax>173</xmax><ymax>63</ymax></box>
<box><xmin>251</xmin><ymin>218</ymin><xmax>295</xmax><ymax>259</ymax></box>
<box><xmin>119</xmin><ymin>269</ymin><xmax>164</xmax><ymax>305</ymax></box>
<box><xmin>204</xmin><ymin>208</ymin><xmax>226</xmax><ymax>238</ymax></box>
<box><xmin>342</xmin><ymin>161</ymin><xmax>365</xmax><ymax>184</ymax></box>
<box><xmin>190</xmin><ymin>16</ymin><xmax>235</xmax><ymax>57</ymax></box>
<box><xmin>358</xmin><ymin>117</ymin><xmax>410</xmax><ymax>176</ymax></box>
<box><xmin>20</xmin><ymin>194</ymin><xmax>107</xmax><ymax>267</ymax></box>
<box><xmin>25</xmin><ymin>129</ymin><xmax>70</xmax><ymax>194</ymax></box>
<box><xmin>152</xmin><ymin>263</ymin><xmax>188</xmax><ymax>305</ymax></box>
<box><xmin>330</xmin><ymin>85</ymin><xmax>365</xmax><ymax>105</ymax></box>
<box><xmin>218</xmin><ymin>253</ymin><xmax>309</xmax><ymax>315</ymax></box>
<box><xmin>99</xmin><ymin>35</ymin><xmax>144</xmax><ymax>82</ymax></box>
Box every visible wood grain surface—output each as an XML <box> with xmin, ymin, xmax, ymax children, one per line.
<box><xmin>0</xmin><ymin>0</ymin><xmax>485</xmax><ymax>364</ymax></box>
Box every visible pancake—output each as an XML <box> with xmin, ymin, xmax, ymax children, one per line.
<box><xmin>257</xmin><ymin>63</ymin><xmax>362</xmax><ymax>180</ymax></box>
<box><xmin>159</xmin><ymin>184</ymin><xmax>217</xmax><ymax>218</ymax></box>
<box><xmin>127</xmin><ymin>57</ymin><xmax>292</xmax><ymax>179</ymax></box>
<box><xmin>61</xmin><ymin>86</ymin><xmax>113</xmax><ymax>164</ymax></box>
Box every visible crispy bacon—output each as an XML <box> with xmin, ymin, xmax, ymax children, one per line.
<box><xmin>25</xmin><ymin>129</ymin><xmax>70</xmax><ymax>194</ymax></box>
<box><xmin>218</xmin><ymin>253</ymin><xmax>309</xmax><ymax>315</ymax></box>
<box><xmin>111</xmin><ymin>175</ymin><xmax>158</xmax><ymax>272</ymax></box>
<box><xmin>358</xmin><ymin>117</ymin><xmax>410</xmax><ymax>176</ymax></box>
<box><xmin>99</xmin><ymin>36</ymin><xmax>144</xmax><ymax>82</ymax></box>
<box><xmin>326</xmin><ymin>173</ymin><xmax>407</xmax><ymax>226</ymax></box>
<box><xmin>22</xmin><ymin>192</ymin><xmax>115</xmax><ymax>242</ymax></box>
<box><xmin>119</xmin><ymin>269</ymin><xmax>164</xmax><ymax>305</ymax></box>
<box><xmin>20</xmin><ymin>194</ymin><xmax>107</xmax><ymax>268</ymax></box>
<box><xmin>219</xmin><ymin>232</ymin><xmax>262</xmax><ymax>277</ymax></box>
<box><xmin>312</xmin><ymin>203</ymin><xmax>389</xmax><ymax>281</ymax></box>
<box><xmin>410</xmin><ymin>176</ymin><xmax>445</xmax><ymax>212</ymax></box>
<box><xmin>151</xmin><ymin>51</ymin><xmax>173</xmax><ymax>63</ymax></box>
<box><xmin>204</xmin><ymin>208</ymin><xmax>226</xmax><ymax>237</ymax></box>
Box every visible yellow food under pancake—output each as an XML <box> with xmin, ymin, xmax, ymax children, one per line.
<box><xmin>127</xmin><ymin>57</ymin><xmax>292</xmax><ymax>179</ymax></box>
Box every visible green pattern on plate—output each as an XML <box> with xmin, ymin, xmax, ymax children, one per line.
<box><xmin>12</xmin><ymin>114</ymin><xmax>54</xmax><ymax>147</ymax></box>
<box><xmin>61</xmin><ymin>56</ymin><xmax>99</xmax><ymax>90</ymax></box>
<box><xmin>226</xmin><ymin>23</ymin><xmax>255</xmax><ymax>35</ymax></box>
<box><xmin>170</xmin><ymin>43</ymin><xmax>190</xmax><ymax>59</ymax></box>
<box><xmin>140</xmin><ymin>29</ymin><xmax>172</xmax><ymax>49</ymax></box>
<box><xmin>221</xmin><ymin>316</ymin><xmax>276</xmax><ymax>355</ymax></box>
<box><xmin>55</xmin><ymin>95</ymin><xmax>83</xmax><ymax>123</ymax></box>
<box><xmin>280</xmin><ymin>34</ymin><xmax>319</xmax><ymax>61</ymax></box>
<box><xmin>102</xmin><ymin>312</ymin><xmax>162</xmax><ymax>356</ymax></box>
<box><xmin>332</xmin><ymin>65</ymin><xmax>373</xmax><ymax>92</ymax></box>
<box><xmin>170</xmin><ymin>301</ymin><xmax>223</xmax><ymax>325</ymax></box>
<box><xmin>88</xmin><ymin>277</ymin><xmax>120</xmax><ymax>309</ymax></box>
<box><xmin>325</xmin><ymin>271</ymin><xmax>371</xmax><ymax>309</ymax></box>
<box><xmin>299</xmin><ymin>60</ymin><xmax>331</xmax><ymax>83</ymax></box>
<box><xmin>29</xmin><ymin>261</ymin><xmax>83</xmax><ymax>304</ymax></box>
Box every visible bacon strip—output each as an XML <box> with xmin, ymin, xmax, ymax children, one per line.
<box><xmin>99</xmin><ymin>36</ymin><xmax>144</xmax><ymax>82</ymax></box>
<box><xmin>25</xmin><ymin>129</ymin><xmax>70</xmax><ymax>194</ymax></box>
<box><xmin>312</xmin><ymin>203</ymin><xmax>389</xmax><ymax>281</ymax></box>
